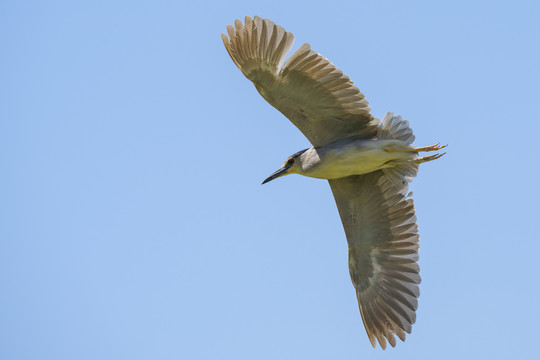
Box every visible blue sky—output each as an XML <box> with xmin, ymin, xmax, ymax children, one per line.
<box><xmin>1</xmin><ymin>0</ymin><xmax>539</xmax><ymax>359</ymax></box>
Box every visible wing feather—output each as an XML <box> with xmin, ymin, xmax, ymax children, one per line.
<box><xmin>222</xmin><ymin>16</ymin><xmax>379</xmax><ymax>147</ymax></box>
<box><xmin>328</xmin><ymin>171</ymin><xmax>421</xmax><ymax>349</ymax></box>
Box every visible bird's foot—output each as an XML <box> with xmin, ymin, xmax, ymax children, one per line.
<box><xmin>415</xmin><ymin>153</ymin><xmax>446</xmax><ymax>164</ymax></box>
<box><xmin>414</xmin><ymin>143</ymin><xmax>447</xmax><ymax>152</ymax></box>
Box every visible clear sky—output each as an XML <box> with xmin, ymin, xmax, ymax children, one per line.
<box><xmin>2</xmin><ymin>1</ymin><xmax>539</xmax><ymax>359</ymax></box>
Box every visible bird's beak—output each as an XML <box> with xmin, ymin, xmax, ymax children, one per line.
<box><xmin>262</xmin><ymin>167</ymin><xmax>289</xmax><ymax>185</ymax></box>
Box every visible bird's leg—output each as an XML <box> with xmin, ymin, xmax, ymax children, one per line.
<box><xmin>414</xmin><ymin>143</ymin><xmax>447</xmax><ymax>152</ymax></box>
<box><xmin>415</xmin><ymin>153</ymin><xmax>446</xmax><ymax>164</ymax></box>
<box><xmin>382</xmin><ymin>143</ymin><xmax>447</xmax><ymax>153</ymax></box>
<box><xmin>382</xmin><ymin>145</ymin><xmax>415</xmax><ymax>152</ymax></box>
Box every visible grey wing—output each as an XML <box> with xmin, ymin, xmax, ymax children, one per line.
<box><xmin>222</xmin><ymin>16</ymin><xmax>379</xmax><ymax>147</ymax></box>
<box><xmin>328</xmin><ymin>171</ymin><xmax>420</xmax><ymax>349</ymax></box>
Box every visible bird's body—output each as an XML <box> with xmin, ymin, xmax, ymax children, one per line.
<box><xmin>222</xmin><ymin>16</ymin><xmax>445</xmax><ymax>349</ymax></box>
<box><xmin>295</xmin><ymin>138</ymin><xmax>417</xmax><ymax>180</ymax></box>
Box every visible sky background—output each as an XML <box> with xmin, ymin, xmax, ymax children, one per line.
<box><xmin>2</xmin><ymin>0</ymin><xmax>540</xmax><ymax>359</ymax></box>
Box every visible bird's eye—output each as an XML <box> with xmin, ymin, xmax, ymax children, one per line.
<box><xmin>287</xmin><ymin>159</ymin><xmax>295</xmax><ymax>165</ymax></box>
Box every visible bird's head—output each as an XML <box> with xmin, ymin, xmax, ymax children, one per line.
<box><xmin>262</xmin><ymin>148</ymin><xmax>309</xmax><ymax>184</ymax></box>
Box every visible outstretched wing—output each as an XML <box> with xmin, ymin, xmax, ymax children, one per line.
<box><xmin>222</xmin><ymin>16</ymin><xmax>378</xmax><ymax>147</ymax></box>
<box><xmin>328</xmin><ymin>171</ymin><xmax>420</xmax><ymax>349</ymax></box>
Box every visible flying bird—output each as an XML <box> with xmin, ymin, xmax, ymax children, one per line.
<box><xmin>222</xmin><ymin>16</ymin><xmax>445</xmax><ymax>349</ymax></box>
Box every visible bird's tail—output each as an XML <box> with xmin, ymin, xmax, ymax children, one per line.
<box><xmin>377</xmin><ymin>112</ymin><xmax>418</xmax><ymax>187</ymax></box>
<box><xmin>377</xmin><ymin>112</ymin><xmax>415</xmax><ymax>144</ymax></box>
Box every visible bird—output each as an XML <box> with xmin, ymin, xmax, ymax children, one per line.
<box><xmin>221</xmin><ymin>16</ymin><xmax>445</xmax><ymax>349</ymax></box>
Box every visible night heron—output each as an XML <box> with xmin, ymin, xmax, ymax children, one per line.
<box><xmin>222</xmin><ymin>16</ymin><xmax>445</xmax><ymax>349</ymax></box>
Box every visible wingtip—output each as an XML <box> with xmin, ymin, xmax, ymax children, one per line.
<box><xmin>220</xmin><ymin>32</ymin><xmax>229</xmax><ymax>43</ymax></box>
